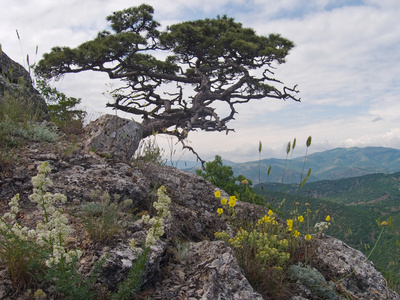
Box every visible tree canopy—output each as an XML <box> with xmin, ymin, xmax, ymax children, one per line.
<box><xmin>35</xmin><ymin>4</ymin><xmax>300</xmax><ymax>162</ymax></box>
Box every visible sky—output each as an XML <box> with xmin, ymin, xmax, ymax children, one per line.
<box><xmin>1</xmin><ymin>0</ymin><xmax>400</xmax><ymax>164</ymax></box>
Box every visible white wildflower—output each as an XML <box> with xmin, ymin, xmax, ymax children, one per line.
<box><xmin>37</xmin><ymin>161</ymin><xmax>51</xmax><ymax>174</ymax></box>
<box><xmin>314</xmin><ymin>221</ymin><xmax>330</xmax><ymax>233</ymax></box>
<box><xmin>145</xmin><ymin>233</ymin><xmax>157</xmax><ymax>248</ymax></box>
<box><xmin>129</xmin><ymin>238</ymin><xmax>137</xmax><ymax>250</ymax></box>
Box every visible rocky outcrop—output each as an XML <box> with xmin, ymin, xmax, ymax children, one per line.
<box><xmin>0</xmin><ymin>121</ymin><xmax>399</xmax><ymax>299</ymax></box>
<box><xmin>312</xmin><ymin>235</ymin><xmax>398</xmax><ymax>300</ymax></box>
<box><xmin>83</xmin><ymin>114</ymin><xmax>143</xmax><ymax>161</ymax></box>
<box><xmin>0</xmin><ymin>50</ymin><xmax>48</xmax><ymax>120</ymax></box>
<box><xmin>153</xmin><ymin>240</ymin><xmax>264</xmax><ymax>299</ymax></box>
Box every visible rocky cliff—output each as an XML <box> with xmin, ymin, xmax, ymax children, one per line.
<box><xmin>0</xmin><ymin>50</ymin><xmax>48</xmax><ymax>121</ymax></box>
<box><xmin>0</xmin><ymin>130</ymin><xmax>399</xmax><ymax>299</ymax></box>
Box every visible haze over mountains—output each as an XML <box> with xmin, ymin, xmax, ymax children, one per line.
<box><xmin>177</xmin><ymin>147</ymin><xmax>400</xmax><ymax>184</ymax></box>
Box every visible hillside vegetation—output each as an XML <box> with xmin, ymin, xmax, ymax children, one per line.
<box><xmin>255</xmin><ymin>172</ymin><xmax>400</xmax><ymax>288</ymax></box>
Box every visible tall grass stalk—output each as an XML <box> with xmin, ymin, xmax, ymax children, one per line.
<box><xmin>297</xmin><ymin>136</ymin><xmax>312</xmax><ymax>198</ymax></box>
<box><xmin>258</xmin><ymin>141</ymin><xmax>262</xmax><ymax>184</ymax></box>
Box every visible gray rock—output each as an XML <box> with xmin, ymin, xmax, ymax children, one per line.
<box><xmin>98</xmin><ymin>240</ymin><xmax>167</xmax><ymax>291</ymax></box>
<box><xmin>312</xmin><ymin>235</ymin><xmax>399</xmax><ymax>300</ymax></box>
<box><xmin>0</xmin><ymin>50</ymin><xmax>48</xmax><ymax>120</ymax></box>
<box><xmin>83</xmin><ymin>114</ymin><xmax>143</xmax><ymax>161</ymax></box>
<box><xmin>154</xmin><ymin>240</ymin><xmax>264</xmax><ymax>300</ymax></box>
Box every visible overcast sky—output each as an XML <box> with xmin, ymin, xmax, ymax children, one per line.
<box><xmin>1</xmin><ymin>0</ymin><xmax>400</xmax><ymax>163</ymax></box>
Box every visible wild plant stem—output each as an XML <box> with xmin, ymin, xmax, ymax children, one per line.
<box><xmin>367</xmin><ymin>227</ymin><xmax>385</xmax><ymax>260</ymax></box>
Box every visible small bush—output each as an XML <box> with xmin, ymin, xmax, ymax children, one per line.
<box><xmin>133</xmin><ymin>136</ymin><xmax>165</xmax><ymax>166</ymax></box>
<box><xmin>287</xmin><ymin>264</ymin><xmax>337</xmax><ymax>299</ymax></box>
<box><xmin>79</xmin><ymin>190</ymin><xmax>132</xmax><ymax>245</ymax></box>
<box><xmin>214</xmin><ymin>190</ymin><xmax>331</xmax><ymax>299</ymax></box>
<box><xmin>197</xmin><ymin>155</ymin><xmax>263</xmax><ymax>205</ymax></box>
<box><xmin>114</xmin><ymin>186</ymin><xmax>172</xmax><ymax>300</ymax></box>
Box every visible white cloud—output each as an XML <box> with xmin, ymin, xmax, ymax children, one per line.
<box><xmin>1</xmin><ymin>0</ymin><xmax>400</xmax><ymax>163</ymax></box>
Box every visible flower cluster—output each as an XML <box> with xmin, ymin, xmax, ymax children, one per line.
<box><xmin>313</xmin><ymin>215</ymin><xmax>332</xmax><ymax>235</ymax></box>
<box><xmin>215</xmin><ymin>190</ymin><xmax>237</xmax><ymax>216</ymax></box>
<box><xmin>286</xmin><ymin>219</ymin><xmax>293</xmax><ymax>231</ymax></box>
<box><xmin>29</xmin><ymin>162</ymin><xmax>80</xmax><ymax>266</ymax></box>
<box><xmin>257</xmin><ymin>210</ymin><xmax>277</xmax><ymax>225</ymax></box>
<box><xmin>131</xmin><ymin>185</ymin><xmax>172</xmax><ymax>250</ymax></box>
<box><xmin>285</xmin><ymin>215</ymin><xmax>306</xmax><ymax>238</ymax></box>
<box><xmin>228</xmin><ymin>196</ymin><xmax>237</xmax><ymax>207</ymax></box>
<box><xmin>216</xmin><ymin>227</ymin><xmax>291</xmax><ymax>267</ymax></box>
<box><xmin>0</xmin><ymin>161</ymin><xmax>81</xmax><ymax>285</ymax></box>
<box><xmin>153</xmin><ymin>185</ymin><xmax>172</xmax><ymax>219</ymax></box>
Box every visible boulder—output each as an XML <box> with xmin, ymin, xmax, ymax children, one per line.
<box><xmin>312</xmin><ymin>235</ymin><xmax>400</xmax><ymax>300</ymax></box>
<box><xmin>83</xmin><ymin>114</ymin><xmax>143</xmax><ymax>161</ymax></box>
<box><xmin>0</xmin><ymin>49</ymin><xmax>48</xmax><ymax>120</ymax></box>
<box><xmin>153</xmin><ymin>240</ymin><xmax>264</xmax><ymax>299</ymax></box>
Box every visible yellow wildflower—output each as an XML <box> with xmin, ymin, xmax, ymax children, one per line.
<box><xmin>215</xmin><ymin>191</ymin><xmax>221</xmax><ymax>198</ymax></box>
<box><xmin>286</xmin><ymin>219</ymin><xmax>293</xmax><ymax>231</ymax></box>
<box><xmin>242</xmin><ymin>179</ymin><xmax>248</xmax><ymax>185</ymax></box>
<box><xmin>298</xmin><ymin>215</ymin><xmax>304</xmax><ymax>223</ymax></box>
<box><xmin>305</xmin><ymin>234</ymin><xmax>312</xmax><ymax>240</ymax></box>
<box><xmin>293</xmin><ymin>230</ymin><xmax>300</xmax><ymax>238</ymax></box>
<box><xmin>258</xmin><ymin>219</ymin><xmax>263</xmax><ymax>225</ymax></box>
<box><xmin>326</xmin><ymin>215</ymin><xmax>331</xmax><ymax>222</ymax></box>
<box><xmin>268</xmin><ymin>209</ymin><xmax>274</xmax><ymax>216</ymax></box>
<box><xmin>261</xmin><ymin>215</ymin><xmax>271</xmax><ymax>223</ymax></box>
<box><xmin>217</xmin><ymin>208</ymin><xmax>223</xmax><ymax>215</ymax></box>
<box><xmin>305</xmin><ymin>202</ymin><xmax>310</xmax><ymax>207</ymax></box>
<box><xmin>228</xmin><ymin>196</ymin><xmax>237</xmax><ymax>207</ymax></box>
<box><xmin>221</xmin><ymin>198</ymin><xmax>227</xmax><ymax>205</ymax></box>
<box><xmin>381</xmin><ymin>221</ymin><xmax>388</xmax><ymax>226</ymax></box>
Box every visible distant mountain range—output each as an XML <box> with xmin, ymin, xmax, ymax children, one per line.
<box><xmin>177</xmin><ymin>147</ymin><xmax>400</xmax><ymax>184</ymax></box>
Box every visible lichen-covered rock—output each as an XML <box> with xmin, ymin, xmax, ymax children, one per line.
<box><xmin>0</xmin><ymin>50</ymin><xmax>49</xmax><ymax>120</ymax></box>
<box><xmin>153</xmin><ymin>240</ymin><xmax>264</xmax><ymax>300</ymax></box>
<box><xmin>83</xmin><ymin>114</ymin><xmax>143</xmax><ymax>161</ymax></box>
<box><xmin>97</xmin><ymin>240</ymin><xmax>167</xmax><ymax>291</ymax></box>
<box><xmin>312</xmin><ymin>235</ymin><xmax>400</xmax><ymax>300</ymax></box>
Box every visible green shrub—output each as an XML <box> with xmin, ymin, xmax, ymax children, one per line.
<box><xmin>79</xmin><ymin>191</ymin><xmax>132</xmax><ymax>245</ymax></box>
<box><xmin>287</xmin><ymin>264</ymin><xmax>337</xmax><ymax>299</ymax></box>
<box><xmin>197</xmin><ymin>155</ymin><xmax>263</xmax><ymax>204</ymax></box>
<box><xmin>214</xmin><ymin>189</ymin><xmax>332</xmax><ymax>298</ymax></box>
<box><xmin>36</xmin><ymin>79</ymin><xmax>86</xmax><ymax>133</ymax></box>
